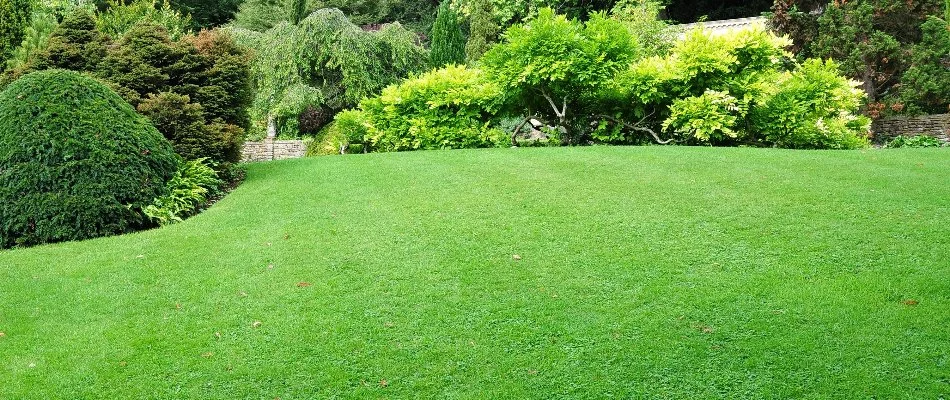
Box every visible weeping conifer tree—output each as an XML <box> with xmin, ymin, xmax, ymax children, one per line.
<box><xmin>429</xmin><ymin>1</ymin><xmax>465</xmax><ymax>68</ymax></box>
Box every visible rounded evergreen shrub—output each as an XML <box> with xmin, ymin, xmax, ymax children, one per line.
<box><xmin>0</xmin><ymin>70</ymin><xmax>179</xmax><ymax>248</ymax></box>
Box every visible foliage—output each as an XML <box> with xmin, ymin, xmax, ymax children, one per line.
<box><xmin>230</xmin><ymin>8</ymin><xmax>428</xmax><ymax>139</ymax></box>
<box><xmin>231</xmin><ymin>0</ymin><xmax>441</xmax><ymax>34</ymax></box>
<box><xmin>0</xmin><ymin>0</ymin><xmax>31</xmax><ymax>64</ymax></box>
<box><xmin>616</xmin><ymin>27</ymin><xmax>867</xmax><ymax>148</ymax></box>
<box><xmin>482</xmin><ymin>8</ymin><xmax>636</xmax><ymax>143</ymax></box>
<box><xmin>26</xmin><ymin>20</ymin><xmax>252</xmax><ymax>165</ymax></box>
<box><xmin>464</xmin><ymin>0</ymin><xmax>496</xmax><ymax>63</ymax></box>
<box><xmin>144</xmin><ymin>158</ymin><xmax>222</xmax><ymax>225</ymax></box>
<box><xmin>884</xmin><ymin>135</ymin><xmax>946</xmax><ymax>148</ymax></box>
<box><xmin>96</xmin><ymin>0</ymin><xmax>192</xmax><ymax>40</ymax></box>
<box><xmin>899</xmin><ymin>16</ymin><xmax>950</xmax><ymax>114</ymax></box>
<box><xmin>771</xmin><ymin>0</ymin><xmax>942</xmax><ymax>108</ymax></box>
<box><xmin>0</xmin><ymin>69</ymin><xmax>178</xmax><ymax>248</ymax></box>
<box><xmin>339</xmin><ymin>65</ymin><xmax>509</xmax><ymax>152</ymax></box>
<box><xmin>750</xmin><ymin>59</ymin><xmax>870</xmax><ymax>149</ymax></box>
<box><xmin>663</xmin><ymin>90</ymin><xmax>741</xmax><ymax>142</ymax></box>
<box><xmin>5</xmin><ymin>8</ymin><xmax>57</xmax><ymax>70</ymax></box>
<box><xmin>168</xmin><ymin>0</ymin><xmax>243</xmax><ymax>28</ymax></box>
<box><xmin>430</xmin><ymin>1</ymin><xmax>465</xmax><ymax>68</ymax></box>
<box><xmin>610</xmin><ymin>0</ymin><xmax>671</xmax><ymax>57</ymax></box>
<box><xmin>30</xmin><ymin>10</ymin><xmax>108</xmax><ymax>72</ymax></box>
<box><xmin>137</xmin><ymin>92</ymin><xmax>244</xmax><ymax>163</ymax></box>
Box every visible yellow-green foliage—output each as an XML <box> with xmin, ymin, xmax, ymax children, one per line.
<box><xmin>337</xmin><ymin>65</ymin><xmax>509</xmax><ymax>152</ymax></box>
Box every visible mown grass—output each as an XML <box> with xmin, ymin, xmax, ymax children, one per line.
<box><xmin>1</xmin><ymin>146</ymin><xmax>948</xmax><ymax>399</ymax></box>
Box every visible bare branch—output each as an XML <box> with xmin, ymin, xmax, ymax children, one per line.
<box><xmin>594</xmin><ymin>115</ymin><xmax>675</xmax><ymax>144</ymax></box>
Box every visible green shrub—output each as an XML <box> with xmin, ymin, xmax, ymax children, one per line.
<box><xmin>144</xmin><ymin>158</ymin><xmax>223</xmax><ymax>225</ymax></box>
<box><xmin>96</xmin><ymin>0</ymin><xmax>192</xmax><ymax>40</ymax></box>
<box><xmin>751</xmin><ymin>59</ymin><xmax>870</xmax><ymax>149</ymax></box>
<box><xmin>27</xmin><ymin>20</ymin><xmax>252</xmax><ymax>166</ymax></box>
<box><xmin>31</xmin><ymin>10</ymin><xmax>108</xmax><ymax>72</ymax></box>
<box><xmin>430</xmin><ymin>2</ymin><xmax>466</xmax><ymax>68</ymax></box>
<box><xmin>342</xmin><ymin>65</ymin><xmax>509</xmax><ymax>152</ymax></box>
<box><xmin>137</xmin><ymin>92</ymin><xmax>243</xmax><ymax>164</ymax></box>
<box><xmin>482</xmin><ymin>8</ymin><xmax>635</xmax><ymax>143</ymax></box>
<box><xmin>884</xmin><ymin>135</ymin><xmax>945</xmax><ymax>148</ymax></box>
<box><xmin>0</xmin><ymin>70</ymin><xmax>179</xmax><ymax>248</ymax></box>
<box><xmin>0</xmin><ymin>0</ymin><xmax>31</xmax><ymax>63</ymax></box>
<box><xmin>899</xmin><ymin>17</ymin><xmax>950</xmax><ymax>114</ymax></box>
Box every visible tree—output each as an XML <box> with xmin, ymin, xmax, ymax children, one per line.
<box><xmin>169</xmin><ymin>0</ymin><xmax>243</xmax><ymax>28</ymax></box>
<box><xmin>229</xmin><ymin>8</ymin><xmax>429</xmax><ymax>138</ymax></box>
<box><xmin>464</xmin><ymin>0</ymin><xmax>497</xmax><ymax>63</ymax></box>
<box><xmin>899</xmin><ymin>16</ymin><xmax>950</xmax><ymax>114</ymax></box>
<box><xmin>482</xmin><ymin>8</ymin><xmax>636</xmax><ymax>143</ymax></box>
<box><xmin>0</xmin><ymin>0</ymin><xmax>31</xmax><ymax>64</ymax></box>
<box><xmin>771</xmin><ymin>0</ymin><xmax>942</xmax><ymax>108</ymax></box>
<box><xmin>430</xmin><ymin>1</ymin><xmax>465</xmax><ymax>67</ymax></box>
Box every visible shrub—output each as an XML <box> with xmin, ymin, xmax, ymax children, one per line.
<box><xmin>750</xmin><ymin>59</ymin><xmax>870</xmax><ymax>149</ymax></box>
<box><xmin>144</xmin><ymin>158</ymin><xmax>223</xmax><ymax>225</ymax></box>
<box><xmin>342</xmin><ymin>65</ymin><xmax>509</xmax><ymax>152</ymax></box>
<box><xmin>27</xmin><ymin>20</ymin><xmax>252</xmax><ymax>166</ymax></box>
<box><xmin>430</xmin><ymin>2</ymin><xmax>466</xmax><ymax>68</ymax></box>
<box><xmin>31</xmin><ymin>10</ymin><xmax>108</xmax><ymax>72</ymax></box>
<box><xmin>885</xmin><ymin>135</ymin><xmax>945</xmax><ymax>148</ymax></box>
<box><xmin>96</xmin><ymin>0</ymin><xmax>192</xmax><ymax>40</ymax></box>
<box><xmin>0</xmin><ymin>70</ymin><xmax>179</xmax><ymax>248</ymax></box>
<box><xmin>899</xmin><ymin>17</ymin><xmax>950</xmax><ymax>114</ymax></box>
<box><xmin>137</xmin><ymin>92</ymin><xmax>241</xmax><ymax>163</ymax></box>
<box><xmin>0</xmin><ymin>0</ymin><xmax>32</xmax><ymax>63</ymax></box>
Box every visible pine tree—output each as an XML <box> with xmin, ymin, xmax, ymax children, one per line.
<box><xmin>429</xmin><ymin>1</ymin><xmax>465</xmax><ymax>68</ymax></box>
<box><xmin>464</xmin><ymin>0</ymin><xmax>497</xmax><ymax>64</ymax></box>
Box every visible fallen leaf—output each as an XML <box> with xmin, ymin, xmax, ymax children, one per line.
<box><xmin>201</xmin><ymin>352</ymin><xmax>213</xmax><ymax>358</ymax></box>
<box><xmin>379</xmin><ymin>379</ymin><xmax>388</xmax><ymax>388</ymax></box>
<box><xmin>283</xmin><ymin>234</ymin><xmax>290</xmax><ymax>240</ymax></box>
<box><xmin>512</xmin><ymin>254</ymin><xmax>522</xmax><ymax>261</ymax></box>
<box><xmin>252</xmin><ymin>321</ymin><xmax>262</xmax><ymax>328</ymax></box>
<box><xmin>175</xmin><ymin>303</ymin><xmax>182</xmax><ymax>310</ymax></box>
<box><xmin>0</xmin><ymin>332</ymin><xmax>5</xmax><ymax>338</ymax></box>
<box><xmin>267</xmin><ymin>264</ymin><xmax>274</xmax><ymax>270</ymax></box>
<box><xmin>239</xmin><ymin>291</ymin><xmax>248</xmax><ymax>297</ymax></box>
<box><xmin>119</xmin><ymin>361</ymin><xmax>127</xmax><ymax>367</ymax></box>
<box><xmin>136</xmin><ymin>255</ymin><xmax>144</xmax><ymax>259</ymax></box>
<box><xmin>903</xmin><ymin>299</ymin><xmax>919</xmax><ymax>306</ymax></box>
<box><xmin>28</xmin><ymin>362</ymin><xmax>35</xmax><ymax>368</ymax></box>
<box><xmin>384</xmin><ymin>321</ymin><xmax>394</xmax><ymax>328</ymax></box>
<box><xmin>297</xmin><ymin>282</ymin><xmax>312</xmax><ymax>288</ymax></box>
<box><xmin>214</xmin><ymin>332</ymin><xmax>222</xmax><ymax>339</ymax></box>
<box><xmin>528</xmin><ymin>369</ymin><xmax>538</xmax><ymax>375</ymax></box>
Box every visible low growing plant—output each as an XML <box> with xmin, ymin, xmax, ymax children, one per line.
<box><xmin>144</xmin><ymin>158</ymin><xmax>223</xmax><ymax>225</ymax></box>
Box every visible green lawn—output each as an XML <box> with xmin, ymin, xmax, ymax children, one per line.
<box><xmin>1</xmin><ymin>146</ymin><xmax>948</xmax><ymax>398</ymax></box>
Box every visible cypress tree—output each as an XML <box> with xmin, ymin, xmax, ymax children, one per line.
<box><xmin>430</xmin><ymin>1</ymin><xmax>465</xmax><ymax>68</ymax></box>
<box><xmin>465</xmin><ymin>0</ymin><xmax>498</xmax><ymax>64</ymax></box>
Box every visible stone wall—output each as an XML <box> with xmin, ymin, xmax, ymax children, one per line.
<box><xmin>872</xmin><ymin>114</ymin><xmax>950</xmax><ymax>144</ymax></box>
<box><xmin>241</xmin><ymin>139</ymin><xmax>306</xmax><ymax>162</ymax></box>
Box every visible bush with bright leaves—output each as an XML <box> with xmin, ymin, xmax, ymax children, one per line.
<box><xmin>340</xmin><ymin>65</ymin><xmax>509</xmax><ymax>152</ymax></box>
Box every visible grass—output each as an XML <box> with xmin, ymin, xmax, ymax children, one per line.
<box><xmin>1</xmin><ymin>146</ymin><xmax>948</xmax><ymax>399</ymax></box>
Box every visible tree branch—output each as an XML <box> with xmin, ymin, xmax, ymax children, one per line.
<box><xmin>594</xmin><ymin>115</ymin><xmax>675</xmax><ymax>144</ymax></box>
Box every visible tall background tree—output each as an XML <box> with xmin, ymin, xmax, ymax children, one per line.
<box><xmin>770</xmin><ymin>0</ymin><xmax>942</xmax><ymax>113</ymax></box>
<box><xmin>430</xmin><ymin>1</ymin><xmax>465</xmax><ymax>67</ymax></box>
<box><xmin>170</xmin><ymin>0</ymin><xmax>243</xmax><ymax>28</ymax></box>
<box><xmin>0</xmin><ymin>0</ymin><xmax>32</xmax><ymax>64</ymax></box>
<box><xmin>464</xmin><ymin>0</ymin><xmax>496</xmax><ymax>63</ymax></box>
